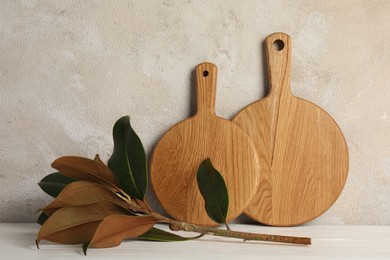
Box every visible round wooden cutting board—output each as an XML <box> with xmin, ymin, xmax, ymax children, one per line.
<box><xmin>232</xmin><ymin>33</ymin><xmax>349</xmax><ymax>226</ymax></box>
<box><xmin>150</xmin><ymin>62</ymin><xmax>261</xmax><ymax>226</ymax></box>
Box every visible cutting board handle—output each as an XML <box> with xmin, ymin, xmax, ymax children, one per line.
<box><xmin>195</xmin><ymin>62</ymin><xmax>218</xmax><ymax>116</ymax></box>
<box><xmin>265</xmin><ymin>33</ymin><xmax>292</xmax><ymax>98</ymax></box>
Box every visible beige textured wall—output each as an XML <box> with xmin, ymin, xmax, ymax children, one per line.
<box><xmin>0</xmin><ymin>0</ymin><xmax>389</xmax><ymax>224</ymax></box>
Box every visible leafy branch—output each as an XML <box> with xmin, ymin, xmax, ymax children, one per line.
<box><xmin>36</xmin><ymin>116</ymin><xmax>311</xmax><ymax>255</ymax></box>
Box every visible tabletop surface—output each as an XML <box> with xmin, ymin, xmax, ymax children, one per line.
<box><xmin>1</xmin><ymin>223</ymin><xmax>389</xmax><ymax>259</ymax></box>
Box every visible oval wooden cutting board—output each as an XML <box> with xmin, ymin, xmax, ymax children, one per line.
<box><xmin>150</xmin><ymin>62</ymin><xmax>260</xmax><ymax>226</ymax></box>
<box><xmin>232</xmin><ymin>33</ymin><xmax>349</xmax><ymax>226</ymax></box>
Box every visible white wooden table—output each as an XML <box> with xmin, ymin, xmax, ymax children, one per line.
<box><xmin>1</xmin><ymin>223</ymin><xmax>389</xmax><ymax>259</ymax></box>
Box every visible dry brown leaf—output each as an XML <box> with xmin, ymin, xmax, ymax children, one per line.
<box><xmin>88</xmin><ymin>215</ymin><xmax>157</xmax><ymax>248</ymax></box>
<box><xmin>134</xmin><ymin>198</ymin><xmax>151</xmax><ymax>211</ymax></box>
<box><xmin>52</xmin><ymin>156</ymin><xmax>119</xmax><ymax>189</ymax></box>
<box><xmin>42</xmin><ymin>221</ymin><xmax>102</xmax><ymax>245</ymax></box>
<box><xmin>37</xmin><ymin>201</ymin><xmax>129</xmax><ymax>245</ymax></box>
<box><xmin>42</xmin><ymin>181</ymin><xmax>129</xmax><ymax>216</ymax></box>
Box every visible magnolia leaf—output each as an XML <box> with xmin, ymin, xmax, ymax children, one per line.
<box><xmin>38</xmin><ymin>172</ymin><xmax>75</xmax><ymax>198</ymax></box>
<box><xmin>197</xmin><ymin>158</ymin><xmax>229</xmax><ymax>225</ymax></box>
<box><xmin>138</xmin><ymin>227</ymin><xmax>203</xmax><ymax>241</ymax></box>
<box><xmin>37</xmin><ymin>212</ymin><xmax>49</xmax><ymax>225</ymax></box>
<box><xmin>134</xmin><ymin>198</ymin><xmax>151</xmax><ymax>211</ymax></box>
<box><xmin>42</xmin><ymin>220</ymin><xmax>102</xmax><ymax>247</ymax></box>
<box><xmin>86</xmin><ymin>215</ymin><xmax>156</xmax><ymax>250</ymax></box>
<box><xmin>37</xmin><ymin>201</ymin><xmax>129</xmax><ymax>245</ymax></box>
<box><xmin>52</xmin><ymin>156</ymin><xmax>119</xmax><ymax>190</ymax></box>
<box><xmin>42</xmin><ymin>181</ymin><xmax>129</xmax><ymax>216</ymax></box>
<box><xmin>108</xmin><ymin>116</ymin><xmax>147</xmax><ymax>199</ymax></box>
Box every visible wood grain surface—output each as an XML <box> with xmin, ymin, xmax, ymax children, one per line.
<box><xmin>232</xmin><ymin>33</ymin><xmax>349</xmax><ymax>226</ymax></box>
<box><xmin>150</xmin><ymin>62</ymin><xmax>261</xmax><ymax>226</ymax></box>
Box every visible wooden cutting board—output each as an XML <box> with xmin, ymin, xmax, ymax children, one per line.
<box><xmin>232</xmin><ymin>33</ymin><xmax>349</xmax><ymax>226</ymax></box>
<box><xmin>150</xmin><ymin>62</ymin><xmax>260</xmax><ymax>226</ymax></box>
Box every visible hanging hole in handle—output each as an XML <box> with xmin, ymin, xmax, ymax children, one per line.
<box><xmin>273</xmin><ymin>39</ymin><xmax>284</xmax><ymax>51</ymax></box>
<box><xmin>203</xmin><ymin>70</ymin><xmax>209</xmax><ymax>77</ymax></box>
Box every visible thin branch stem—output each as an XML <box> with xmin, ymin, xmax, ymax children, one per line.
<box><xmin>171</xmin><ymin>221</ymin><xmax>311</xmax><ymax>245</ymax></box>
<box><xmin>224</xmin><ymin>222</ymin><xmax>231</xmax><ymax>231</ymax></box>
<box><xmin>126</xmin><ymin>199</ymin><xmax>311</xmax><ymax>246</ymax></box>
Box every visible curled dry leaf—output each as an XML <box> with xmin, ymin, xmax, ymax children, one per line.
<box><xmin>87</xmin><ymin>215</ymin><xmax>157</xmax><ymax>249</ymax></box>
<box><xmin>52</xmin><ymin>156</ymin><xmax>119</xmax><ymax>190</ymax></box>
<box><xmin>37</xmin><ymin>201</ymin><xmax>129</xmax><ymax>245</ymax></box>
<box><xmin>42</xmin><ymin>181</ymin><xmax>129</xmax><ymax>216</ymax></box>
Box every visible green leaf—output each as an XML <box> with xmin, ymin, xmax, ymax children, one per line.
<box><xmin>82</xmin><ymin>242</ymin><xmax>89</xmax><ymax>255</ymax></box>
<box><xmin>37</xmin><ymin>212</ymin><xmax>49</xmax><ymax>225</ymax></box>
<box><xmin>38</xmin><ymin>172</ymin><xmax>75</xmax><ymax>197</ymax></box>
<box><xmin>197</xmin><ymin>158</ymin><xmax>229</xmax><ymax>225</ymax></box>
<box><xmin>137</xmin><ymin>227</ymin><xmax>202</xmax><ymax>241</ymax></box>
<box><xmin>108</xmin><ymin>116</ymin><xmax>147</xmax><ymax>199</ymax></box>
<box><xmin>83</xmin><ymin>242</ymin><xmax>89</xmax><ymax>256</ymax></box>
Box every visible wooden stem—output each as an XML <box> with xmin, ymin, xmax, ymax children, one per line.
<box><xmin>126</xmin><ymin>198</ymin><xmax>311</xmax><ymax>246</ymax></box>
<box><xmin>170</xmin><ymin>221</ymin><xmax>311</xmax><ymax>245</ymax></box>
